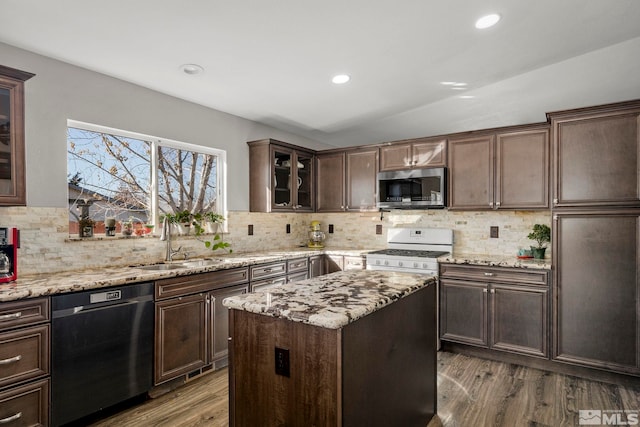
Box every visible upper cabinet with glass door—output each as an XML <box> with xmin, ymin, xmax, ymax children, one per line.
<box><xmin>248</xmin><ymin>139</ymin><xmax>314</xmax><ymax>212</ymax></box>
<box><xmin>0</xmin><ymin>65</ymin><xmax>34</xmax><ymax>206</ymax></box>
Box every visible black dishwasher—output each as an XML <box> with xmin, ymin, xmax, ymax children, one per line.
<box><xmin>51</xmin><ymin>282</ymin><xmax>154</xmax><ymax>426</ymax></box>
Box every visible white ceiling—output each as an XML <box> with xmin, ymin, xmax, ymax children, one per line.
<box><xmin>1</xmin><ymin>0</ymin><xmax>640</xmax><ymax>148</ymax></box>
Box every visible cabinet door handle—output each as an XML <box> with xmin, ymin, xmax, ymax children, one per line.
<box><xmin>495</xmin><ymin>201</ymin><xmax>501</xmax><ymax>207</ymax></box>
<box><xmin>553</xmin><ymin>198</ymin><xmax>558</xmax><ymax>205</ymax></box>
<box><xmin>489</xmin><ymin>202</ymin><xmax>493</xmax><ymax>208</ymax></box>
<box><xmin>483</xmin><ymin>289</ymin><xmax>488</xmax><ymax>293</ymax></box>
<box><xmin>263</xmin><ymin>268</ymin><xmax>272</xmax><ymax>273</ymax></box>
<box><xmin>0</xmin><ymin>311</ymin><xmax>21</xmax><ymax>321</ymax></box>
<box><xmin>490</xmin><ymin>289</ymin><xmax>495</xmax><ymax>294</ymax></box>
<box><xmin>484</xmin><ymin>272</ymin><xmax>495</xmax><ymax>277</ymax></box>
<box><xmin>0</xmin><ymin>355</ymin><xmax>21</xmax><ymax>365</ymax></box>
<box><xmin>0</xmin><ymin>412</ymin><xmax>22</xmax><ymax>424</ymax></box>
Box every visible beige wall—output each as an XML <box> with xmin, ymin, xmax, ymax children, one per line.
<box><xmin>3</xmin><ymin>206</ymin><xmax>551</xmax><ymax>275</ymax></box>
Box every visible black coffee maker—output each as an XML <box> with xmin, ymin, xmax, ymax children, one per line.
<box><xmin>0</xmin><ymin>227</ymin><xmax>18</xmax><ymax>283</ymax></box>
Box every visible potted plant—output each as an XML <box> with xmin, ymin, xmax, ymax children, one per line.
<box><xmin>78</xmin><ymin>217</ymin><xmax>95</xmax><ymax>238</ymax></box>
<box><xmin>204</xmin><ymin>212</ymin><xmax>225</xmax><ymax>234</ymax></box>
<box><xmin>174</xmin><ymin>210</ymin><xmax>192</xmax><ymax>235</ymax></box>
<box><xmin>527</xmin><ymin>224</ymin><xmax>551</xmax><ymax>259</ymax></box>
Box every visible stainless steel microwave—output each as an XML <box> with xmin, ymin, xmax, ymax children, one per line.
<box><xmin>377</xmin><ymin>167</ymin><xmax>446</xmax><ymax>209</ymax></box>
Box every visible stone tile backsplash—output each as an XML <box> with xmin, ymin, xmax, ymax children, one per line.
<box><xmin>1</xmin><ymin>207</ymin><xmax>551</xmax><ymax>275</ymax></box>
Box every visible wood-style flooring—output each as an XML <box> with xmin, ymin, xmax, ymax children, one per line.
<box><xmin>89</xmin><ymin>351</ymin><xmax>640</xmax><ymax>427</ymax></box>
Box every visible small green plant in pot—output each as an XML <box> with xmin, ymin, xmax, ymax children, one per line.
<box><xmin>527</xmin><ymin>224</ymin><xmax>551</xmax><ymax>259</ymax></box>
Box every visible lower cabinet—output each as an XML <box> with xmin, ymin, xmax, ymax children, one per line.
<box><xmin>210</xmin><ymin>285</ymin><xmax>249</xmax><ymax>368</ymax></box>
<box><xmin>154</xmin><ymin>267</ymin><xmax>249</xmax><ymax>384</ymax></box>
<box><xmin>0</xmin><ymin>297</ymin><xmax>50</xmax><ymax>426</ymax></box>
<box><xmin>325</xmin><ymin>255</ymin><xmax>367</xmax><ymax>273</ymax></box>
<box><xmin>440</xmin><ymin>264</ymin><xmax>549</xmax><ymax>358</ymax></box>
<box><xmin>309</xmin><ymin>255</ymin><xmax>325</xmax><ymax>277</ymax></box>
<box><xmin>250</xmin><ymin>258</ymin><xmax>310</xmax><ymax>292</ymax></box>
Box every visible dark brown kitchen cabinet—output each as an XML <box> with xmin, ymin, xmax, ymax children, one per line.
<box><xmin>440</xmin><ymin>264</ymin><xmax>549</xmax><ymax>358</ymax></box>
<box><xmin>155</xmin><ymin>293</ymin><xmax>208</xmax><ymax>384</ymax></box>
<box><xmin>316</xmin><ymin>151</ymin><xmax>345</xmax><ymax>212</ymax></box>
<box><xmin>379</xmin><ymin>137</ymin><xmax>446</xmax><ymax>171</ymax></box>
<box><xmin>553</xmin><ymin>209</ymin><xmax>640</xmax><ymax>375</ymax></box>
<box><xmin>0</xmin><ymin>65</ymin><xmax>34</xmax><ymax>206</ymax></box>
<box><xmin>154</xmin><ymin>267</ymin><xmax>250</xmax><ymax>384</ymax></box>
<box><xmin>316</xmin><ymin>147</ymin><xmax>378</xmax><ymax>212</ymax></box>
<box><xmin>250</xmin><ymin>258</ymin><xmax>310</xmax><ymax>292</ymax></box>
<box><xmin>309</xmin><ymin>255</ymin><xmax>325</xmax><ymax>277</ymax></box>
<box><xmin>248</xmin><ymin>139</ymin><xmax>314</xmax><ymax>212</ymax></box>
<box><xmin>209</xmin><ymin>284</ymin><xmax>248</xmax><ymax>369</ymax></box>
<box><xmin>0</xmin><ymin>297</ymin><xmax>50</xmax><ymax>427</ymax></box>
<box><xmin>448</xmin><ymin>126</ymin><xmax>549</xmax><ymax>210</ymax></box>
<box><xmin>549</xmin><ymin>100</ymin><xmax>640</xmax><ymax>208</ymax></box>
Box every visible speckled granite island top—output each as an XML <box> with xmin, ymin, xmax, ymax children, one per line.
<box><xmin>223</xmin><ymin>270</ymin><xmax>436</xmax><ymax>329</ymax></box>
<box><xmin>438</xmin><ymin>253</ymin><xmax>551</xmax><ymax>270</ymax></box>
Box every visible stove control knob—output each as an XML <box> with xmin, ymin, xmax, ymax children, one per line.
<box><xmin>375</xmin><ymin>260</ymin><xmax>381</xmax><ymax>265</ymax></box>
<box><xmin>423</xmin><ymin>263</ymin><xmax>429</xmax><ymax>268</ymax></box>
<box><xmin>413</xmin><ymin>262</ymin><xmax>419</xmax><ymax>268</ymax></box>
<box><xmin>384</xmin><ymin>260</ymin><xmax>389</xmax><ymax>266</ymax></box>
<box><xmin>398</xmin><ymin>261</ymin><xmax>403</xmax><ymax>267</ymax></box>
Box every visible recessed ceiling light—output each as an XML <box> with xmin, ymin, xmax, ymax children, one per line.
<box><xmin>181</xmin><ymin>64</ymin><xmax>204</xmax><ymax>75</ymax></box>
<box><xmin>451</xmin><ymin>87</ymin><xmax>467</xmax><ymax>91</ymax></box>
<box><xmin>332</xmin><ymin>74</ymin><xmax>350</xmax><ymax>84</ymax></box>
<box><xmin>475</xmin><ymin>13</ymin><xmax>501</xmax><ymax>29</ymax></box>
<box><xmin>440</xmin><ymin>81</ymin><xmax>456</xmax><ymax>86</ymax></box>
<box><xmin>459</xmin><ymin>95</ymin><xmax>475</xmax><ymax>99</ymax></box>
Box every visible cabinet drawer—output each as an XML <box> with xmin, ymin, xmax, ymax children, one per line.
<box><xmin>0</xmin><ymin>325</ymin><xmax>49</xmax><ymax>389</ymax></box>
<box><xmin>156</xmin><ymin>267</ymin><xmax>249</xmax><ymax>300</ymax></box>
<box><xmin>0</xmin><ymin>298</ymin><xmax>49</xmax><ymax>332</ymax></box>
<box><xmin>250</xmin><ymin>262</ymin><xmax>287</xmax><ymax>281</ymax></box>
<box><xmin>0</xmin><ymin>378</ymin><xmax>49</xmax><ymax>426</ymax></box>
<box><xmin>287</xmin><ymin>271</ymin><xmax>309</xmax><ymax>283</ymax></box>
<box><xmin>439</xmin><ymin>264</ymin><xmax>548</xmax><ymax>286</ymax></box>
<box><xmin>287</xmin><ymin>258</ymin><xmax>309</xmax><ymax>274</ymax></box>
<box><xmin>343</xmin><ymin>256</ymin><xmax>366</xmax><ymax>270</ymax></box>
<box><xmin>251</xmin><ymin>276</ymin><xmax>287</xmax><ymax>293</ymax></box>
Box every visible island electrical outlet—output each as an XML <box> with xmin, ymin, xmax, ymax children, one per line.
<box><xmin>275</xmin><ymin>347</ymin><xmax>290</xmax><ymax>377</ymax></box>
<box><xmin>490</xmin><ymin>226</ymin><xmax>499</xmax><ymax>238</ymax></box>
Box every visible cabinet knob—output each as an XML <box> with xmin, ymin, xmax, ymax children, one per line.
<box><xmin>483</xmin><ymin>289</ymin><xmax>488</xmax><ymax>293</ymax></box>
<box><xmin>495</xmin><ymin>201</ymin><xmax>501</xmax><ymax>207</ymax></box>
<box><xmin>489</xmin><ymin>202</ymin><xmax>493</xmax><ymax>208</ymax></box>
<box><xmin>484</xmin><ymin>272</ymin><xmax>495</xmax><ymax>277</ymax></box>
<box><xmin>553</xmin><ymin>198</ymin><xmax>558</xmax><ymax>204</ymax></box>
<box><xmin>490</xmin><ymin>289</ymin><xmax>495</xmax><ymax>294</ymax></box>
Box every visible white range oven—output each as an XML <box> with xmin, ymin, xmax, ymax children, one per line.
<box><xmin>366</xmin><ymin>227</ymin><xmax>453</xmax><ymax>276</ymax></box>
<box><xmin>366</xmin><ymin>227</ymin><xmax>453</xmax><ymax>349</ymax></box>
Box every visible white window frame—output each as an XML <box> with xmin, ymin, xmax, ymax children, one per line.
<box><xmin>67</xmin><ymin>119</ymin><xmax>228</xmax><ymax>230</ymax></box>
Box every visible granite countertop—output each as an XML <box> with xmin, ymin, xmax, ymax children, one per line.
<box><xmin>223</xmin><ymin>270</ymin><xmax>436</xmax><ymax>329</ymax></box>
<box><xmin>0</xmin><ymin>248</ymin><xmax>372</xmax><ymax>302</ymax></box>
<box><xmin>438</xmin><ymin>253</ymin><xmax>551</xmax><ymax>270</ymax></box>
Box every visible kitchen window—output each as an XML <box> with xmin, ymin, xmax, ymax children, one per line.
<box><xmin>67</xmin><ymin>120</ymin><xmax>227</xmax><ymax>237</ymax></box>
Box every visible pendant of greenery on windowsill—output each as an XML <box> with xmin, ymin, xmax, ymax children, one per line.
<box><xmin>192</xmin><ymin>213</ymin><xmax>232</xmax><ymax>253</ymax></box>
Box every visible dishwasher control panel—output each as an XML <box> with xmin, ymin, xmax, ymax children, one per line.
<box><xmin>90</xmin><ymin>290</ymin><xmax>122</xmax><ymax>303</ymax></box>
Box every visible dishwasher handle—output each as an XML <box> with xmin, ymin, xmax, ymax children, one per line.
<box><xmin>52</xmin><ymin>294</ymin><xmax>153</xmax><ymax>319</ymax></box>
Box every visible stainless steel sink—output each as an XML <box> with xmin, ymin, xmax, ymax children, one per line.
<box><xmin>137</xmin><ymin>263</ymin><xmax>186</xmax><ymax>271</ymax></box>
<box><xmin>179</xmin><ymin>258</ymin><xmax>233</xmax><ymax>268</ymax></box>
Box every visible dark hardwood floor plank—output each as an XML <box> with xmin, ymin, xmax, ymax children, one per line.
<box><xmin>89</xmin><ymin>352</ymin><xmax>639</xmax><ymax>427</ymax></box>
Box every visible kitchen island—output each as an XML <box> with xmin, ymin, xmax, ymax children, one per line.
<box><xmin>223</xmin><ymin>270</ymin><xmax>437</xmax><ymax>427</ymax></box>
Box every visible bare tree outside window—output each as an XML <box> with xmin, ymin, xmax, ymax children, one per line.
<box><xmin>67</xmin><ymin>124</ymin><xmax>223</xmax><ymax>237</ymax></box>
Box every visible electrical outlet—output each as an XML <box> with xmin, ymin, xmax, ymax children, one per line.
<box><xmin>286</xmin><ymin>224</ymin><xmax>291</xmax><ymax>234</ymax></box>
<box><xmin>376</xmin><ymin>224</ymin><xmax>383</xmax><ymax>235</ymax></box>
<box><xmin>490</xmin><ymin>226</ymin><xmax>499</xmax><ymax>238</ymax></box>
<box><xmin>275</xmin><ymin>347</ymin><xmax>290</xmax><ymax>377</ymax></box>
<box><xmin>248</xmin><ymin>224</ymin><xmax>254</xmax><ymax>235</ymax></box>
<box><xmin>328</xmin><ymin>224</ymin><xmax>334</xmax><ymax>234</ymax></box>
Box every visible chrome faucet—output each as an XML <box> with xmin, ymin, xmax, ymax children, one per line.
<box><xmin>160</xmin><ymin>217</ymin><xmax>181</xmax><ymax>262</ymax></box>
